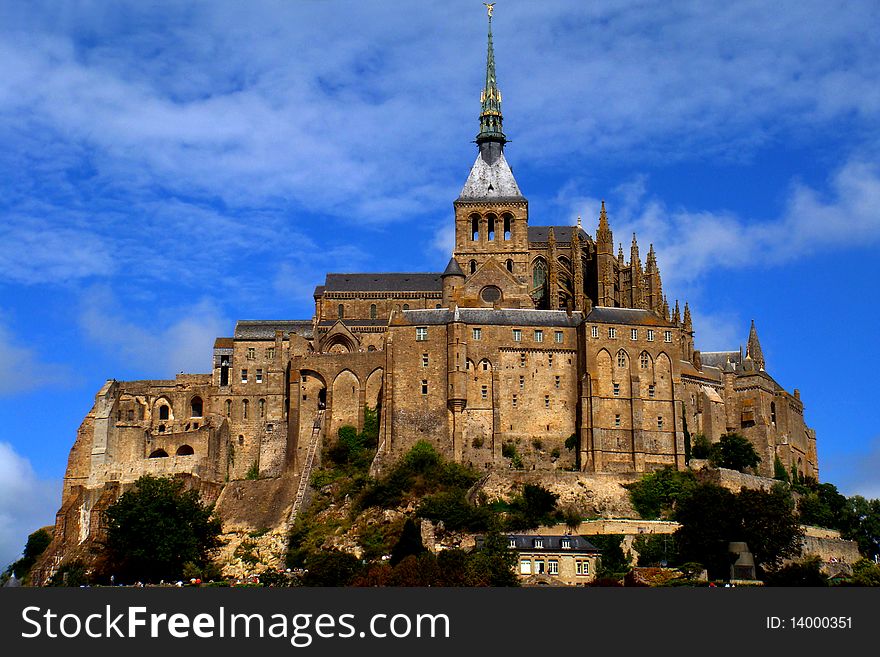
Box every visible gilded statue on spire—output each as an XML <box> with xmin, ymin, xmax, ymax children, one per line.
<box><xmin>484</xmin><ymin>3</ymin><xmax>495</xmax><ymax>18</ymax></box>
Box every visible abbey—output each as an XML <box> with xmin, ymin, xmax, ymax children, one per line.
<box><xmin>34</xmin><ymin>14</ymin><xmax>817</xmax><ymax>581</ymax></box>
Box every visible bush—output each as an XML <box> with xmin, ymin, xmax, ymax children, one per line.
<box><xmin>625</xmin><ymin>467</ymin><xmax>697</xmax><ymax>519</ymax></box>
<box><xmin>691</xmin><ymin>434</ymin><xmax>711</xmax><ymax>459</ymax></box>
<box><xmin>633</xmin><ymin>533</ymin><xmax>679</xmax><ymax>567</ymax></box>
<box><xmin>764</xmin><ymin>556</ymin><xmax>829</xmax><ymax>587</ymax></box>
<box><xmin>505</xmin><ymin>484</ymin><xmax>559</xmax><ymax>531</ymax></box>
<box><xmin>245</xmin><ymin>462</ymin><xmax>260</xmax><ymax>480</ymax></box>
<box><xmin>418</xmin><ymin>491</ymin><xmax>494</xmax><ymax>532</ymax></box>
<box><xmin>301</xmin><ymin>551</ymin><xmax>362</xmax><ymax>586</ymax></box>
<box><xmin>550</xmin><ymin>447</ymin><xmax>561</xmax><ymax>459</ymax></box>
<box><xmin>850</xmin><ymin>559</ymin><xmax>880</xmax><ymax>586</ymax></box>
<box><xmin>589</xmin><ymin>535</ymin><xmax>629</xmax><ymax>578</ymax></box>
<box><xmin>2</xmin><ymin>528</ymin><xmax>52</xmax><ymax>583</ymax></box>
<box><xmin>501</xmin><ymin>441</ymin><xmax>516</xmax><ymax>458</ymax></box>
<box><xmin>710</xmin><ymin>433</ymin><xmax>761</xmax><ymax>473</ymax></box>
<box><xmin>531</xmin><ymin>438</ymin><xmax>543</xmax><ymax>451</ymax></box>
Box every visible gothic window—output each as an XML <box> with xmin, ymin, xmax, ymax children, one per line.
<box><xmin>370</xmin><ymin>304</ymin><xmax>377</xmax><ymax>319</ymax></box>
<box><xmin>506</xmin><ymin>259</ymin><xmax>513</xmax><ymax>272</ymax></box>
<box><xmin>190</xmin><ymin>396</ymin><xmax>203</xmax><ymax>418</ymax></box>
<box><xmin>532</xmin><ymin>258</ymin><xmax>547</xmax><ymax>304</ymax></box>
<box><xmin>503</xmin><ymin>213</ymin><xmax>512</xmax><ymax>240</ymax></box>
<box><xmin>337</xmin><ymin>304</ymin><xmax>344</xmax><ymax>319</ymax></box>
<box><xmin>225</xmin><ymin>399</ymin><xmax>232</xmax><ymax>417</ymax></box>
<box><xmin>471</xmin><ymin>214</ymin><xmax>480</xmax><ymax>241</ymax></box>
<box><xmin>487</xmin><ymin>213</ymin><xmax>496</xmax><ymax>241</ymax></box>
<box><xmin>259</xmin><ymin>398</ymin><xmax>265</xmax><ymax>418</ymax></box>
<box><xmin>470</xmin><ymin>260</ymin><xmax>477</xmax><ymax>274</ymax></box>
<box><xmin>617</xmin><ymin>351</ymin><xmax>627</xmax><ymax>367</ymax></box>
<box><xmin>640</xmin><ymin>352</ymin><xmax>650</xmax><ymax>369</ymax></box>
<box><xmin>242</xmin><ymin>399</ymin><xmax>249</xmax><ymax>419</ymax></box>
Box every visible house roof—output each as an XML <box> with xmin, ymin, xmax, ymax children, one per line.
<box><xmin>323</xmin><ymin>273</ymin><xmax>443</xmax><ymax>293</ymax></box>
<box><xmin>234</xmin><ymin>320</ymin><xmax>313</xmax><ymax>340</ymax></box>
<box><xmin>476</xmin><ymin>534</ymin><xmax>601</xmax><ymax>553</ymax></box>
<box><xmin>586</xmin><ymin>306</ymin><xmax>674</xmax><ymax>327</ymax></box>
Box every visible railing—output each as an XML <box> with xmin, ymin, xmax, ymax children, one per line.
<box><xmin>287</xmin><ymin>410</ymin><xmax>324</xmax><ymax>527</ymax></box>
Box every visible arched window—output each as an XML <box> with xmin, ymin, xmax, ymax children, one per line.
<box><xmin>242</xmin><ymin>399</ymin><xmax>249</xmax><ymax>420</ymax></box>
<box><xmin>487</xmin><ymin>213</ymin><xmax>496</xmax><ymax>241</ymax></box>
<box><xmin>770</xmin><ymin>402</ymin><xmax>777</xmax><ymax>425</ymax></box>
<box><xmin>337</xmin><ymin>304</ymin><xmax>344</xmax><ymax>319</ymax></box>
<box><xmin>159</xmin><ymin>404</ymin><xmax>170</xmax><ymax>420</ymax></box>
<box><xmin>470</xmin><ymin>260</ymin><xmax>477</xmax><ymax>274</ymax></box>
<box><xmin>148</xmin><ymin>449</ymin><xmax>168</xmax><ymax>459</ymax></box>
<box><xmin>471</xmin><ymin>214</ymin><xmax>480</xmax><ymax>241</ymax></box>
<box><xmin>176</xmin><ymin>445</ymin><xmax>194</xmax><ymax>456</ymax></box>
<box><xmin>259</xmin><ymin>398</ymin><xmax>266</xmax><ymax>418</ymax></box>
<box><xmin>640</xmin><ymin>352</ymin><xmax>650</xmax><ymax>369</ymax></box>
<box><xmin>532</xmin><ymin>258</ymin><xmax>547</xmax><ymax>303</ymax></box>
<box><xmin>225</xmin><ymin>399</ymin><xmax>232</xmax><ymax>417</ymax></box>
<box><xmin>506</xmin><ymin>259</ymin><xmax>513</xmax><ymax>272</ymax></box>
<box><xmin>617</xmin><ymin>350</ymin><xmax>627</xmax><ymax>368</ymax></box>
<box><xmin>190</xmin><ymin>396</ymin><xmax>203</xmax><ymax>418</ymax></box>
<box><xmin>503</xmin><ymin>213</ymin><xmax>512</xmax><ymax>240</ymax></box>
<box><xmin>370</xmin><ymin>304</ymin><xmax>377</xmax><ymax>319</ymax></box>
<box><xmin>403</xmin><ymin>303</ymin><xmax>409</xmax><ymax>311</ymax></box>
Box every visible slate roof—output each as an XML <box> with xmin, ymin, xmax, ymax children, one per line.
<box><xmin>234</xmin><ymin>320</ymin><xmax>313</xmax><ymax>340</ymax></box>
<box><xmin>317</xmin><ymin>319</ymin><xmax>389</xmax><ymax>328</ymax></box>
<box><xmin>475</xmin><ymin>534</ymin><xmax>601</xmax><ymax>553</ymax></box>
<box><xmin>700</xmin><ymin>350</ymin><xmax>742</xmax><ymax>369</ymax></box>
<box><xmin>441</xmin><ymin>257</ymin><xmax>465</xmax><ymax>277</ymax></box>
<box><xmin>213</xmin><ymin>337</ymin><xmax>234</xmax><ymax>349</ymax></box>
<box><xmin>323</xmin><ymin>273</ymin><xmax>443</xmax><ymax>293</ymax></box>
<box><xmin>586</xmin><ymin>306</ymin><xmax>674</xmax><ymax>327</ymax></box>
<box><xmin>457</xmin><ymin>147</ymin><xmax>525</xmax><ymax>201</ymax></box>
<box><xmin>400</xmin><ymin>308</ymin><xmax>583</xmax><ymax>327</ymax></box>
<box><xmin>528</xmin><ymin>226</ymin><xmax>590</xmax><ymax>243</ymax></box>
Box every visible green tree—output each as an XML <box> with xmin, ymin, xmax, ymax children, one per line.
<box><xmin>390</xmin><ymin>518</ymin><xmax>427</xmax><ymax>566</ymax></box>
<box><xmin>850</xmin><ymin>558</ymin><xmax>880</xmax><ymax>586</ymax></box>
<box><xmin>103</xmin><ymin>475</ymin><xmax>222</xmax><ymax>583</ymax></box>
<box><xmin>632</xmin><ymin>533</ymin><xmax>679</xmax><ymax>567</ymax></box>
<box><xmin>674</xmin><ymin>482</ymin><xmax>739</xmax><ymax>579</ymax></box>
<box><xmin>625</xmin><ymin>467</ymin><xmax>696</xmax><ymax>519</ymax></box>
<box><xmin>843</xmin><ymin>496</ymin><xmax>880</xmax><ymax>560</ymax></box>
<box><xmin>468</xmin><ymin>530</ymin><xmax>519</xmax><ymax>586</ymax></box>
<box><xmin>590</xmin><ymin>535</ymin><xmax>629</xmax><ymax>577</ymax></box>
<box><xmin>504</xmin><ymin>484</ymin><xmax>559</xmax><ymax>530</ymax></box>
<box><xmin>691</xmin><ymin>434</ymin><xmax>712</xmax><ymax>459</ymax></box>
<box><xmin>798</xmin><ymin>482</ymin><xmax>850</xmax><ymax>531</ymax></box>
<box><xmin>2</xmin><ymin>528</ymin><xmax>52</xmax><ymax>584</ymax></box>
<box><xmin>736</xmin><ymin>484</ymin><xmax>802</xmax><ymax>574</ymax></box>
<box><xmin>764</xmin><ymin>556</ymin><xmax>828</xmax><ymax>587</ymax></box>
<box><xmin>302</xmin><ymin>551</ymin><xmax>362</xmax><ymax>586</ymax></box>
<box><xmin>773</xmin><ymin>456</ymin><xmax>790</xmax><ymax>482</ymax></box>
<box><xmin>710</xmin><ymin>433</ymin><xmax>761</xmax><ymax>473</ymax></box>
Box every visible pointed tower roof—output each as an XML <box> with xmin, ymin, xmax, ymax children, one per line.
<box><xmin>596</xmin><ymin>200</ymin><xmax>613</xmax><ymax>251</ymax></box>
<box><xmin>747</xmin><ymin>319</ymin><xmax>765</xmax><ymax>370</ymax></box>
<box><xmin>618</xmin><ymin>243</ymin><xmax>625</xmax><ymax>265</ymax></box>
<box><xmin>646</xmin><ymin>244</ymin><xmax>657</xmax><ymax>271</ymax></box>
<box><xmin>673</xmin><ymin>300</ymin><xmax>681</xmax><ymax>324</ymax></box>
<box><xmin>441</xmin><ymin>257</ymin><xmax>465</xmax><ymax>278</ymax></box>
<box><xmin>458</xmin><ymin>6</ymin><xmax>523</xmax><ymax>202</ymax></box>
<box><xmin>683</xmin><ymin>302</ymin><xmax>693</xmax><ymax>332</ymax></box>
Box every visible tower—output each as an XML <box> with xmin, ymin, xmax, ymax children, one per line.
<box><xmin>453</xmin><ymin>7</ymin><xmax>531</xmax><ymax>296</ymax></box>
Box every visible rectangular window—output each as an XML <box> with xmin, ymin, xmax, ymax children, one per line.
<box><xmin>509</xmin><ymin>538</ymin><xmax>517</xmax><ymax>548</ymax></box>
<box><xmin>266</xmin><ymin>424</ymin><xmax>274</xmax><ymax>433</ymax></box>
<box><xmin>247</xmin><ymin>347</ymin><xmax>255</xmax><ymax>360</ymax></box>
<box><xmin>520</xmin><ymin>560</ymin><xmax>532</xmax><ymax>575</ymax></box>
<box><xmin>533</xmin><ymin>538</ymin><xmax>544</xmax><ymax>549</ymax></box>
<box><xmin>535</xmin><ymin>560</ymin><xmax>546</xmax><ymax>574</ymax></box>
<box><xmin>481</xmin><ymin>385</ymin><xmax>488</xmax><ymax>400</ymax></box>
<box><xmin>576</xmin><ymin>561</ymin><xmax>589</xmax><ymax>576</ymax></box>
<box><xmin>555</xmin><ymin>376</ymin><xmax>560</xmax><ymax>389</ymax></box>
<box><xmin>657</xmin><ymin>416</ymin><xmax>664</xmax><ymax>429</ymax></box>
<box><xmin>256</xmin><ymin>369</ymin><xmax>263</xmax><ymax>384</ymax></box>
<box><xmin>519</xmin><ymin>375</ymin><xmax>525</xmax><ymax>390</ymax></box>
<box><xmin>613</xmin><ymin>382</ymin><xmax>620</xmax><ymax>396</ymax></box>
<box><xmin>548</xmin><ymin>559</ymin><xmax>559</xmax><ymax>575</ymax></box>
<box><xmin>631</xmin><ymin>328</ymin><xmax>638</xmax><ymax>340</ymax></box>
<box><xmin>664</xmin><ymin>330</ymin><xmax>673</xmax><ymax>343</ymax></box>
<box><xmin>472</xmin><ymin>327</ymin><xmax>482</xmax><ymax>340</ymax></box>
<box><xmin>608</xmin><ymin>327</ymin><xmax>617</xmax><ymax>339</ymax></box>
<box><xmin>512</xmin><ymin>329</ymin><xmax>522</xmax><ymax>342</ymax></box>
<box><xmin>241</xmin><ymin>369</ymin><xmax>248</xmax><ymax>383</ymax></box>
<box><xmin>615</xmin><ymin>414</ymin><xmax>621</xmax><ymax>427</ymax></box>
<box><xmin>561</xmin><ymin>538</ymin><xmax>571</xmax><ymax>549</ymax></box>
<box><xmin>648</xmin><ymin>384</ymin><xmax>655</xmax><ymax>398</ymax></box>
<box><xmin>591</xmin><ymin>326</ymin><xmax>599</xmax><ymax>338</ymax></box>
<box><xmin>422</xmin><ymin>353</ymin><xmax>429</xmax><ymax>367</ymax></box>
<box><xmin>266</xmin><ymin>347</ymin><xmax>275</xmax><ymax>359</ymax></box>
<box><xmin>534</xmin><ymin>330</ymin><xmax>544</xmax><ymax>343</ymax></box>
<box><xmin>555</xmin><ymin>331</ymin><xmax>564</xmax><ymax>344</ymax></box>
<box><xmin>421</xmin><ymin>380</ymin><xmax>428</xmax><ymax>395</ymax></box>
<box><xmin>416</xmin><ymin>327</ymin><xmax>428</xmax><ymax>341</ymax></box>
<box><xmin>647</xmin><ymin>329</ymin><xmax>655</xmax><ymax>342</ymax></box>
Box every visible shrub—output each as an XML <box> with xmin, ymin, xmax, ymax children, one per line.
<box><xmin>531</xmin><ymin>438</ymin><xmax>543</xmax><ymax>451</ymax></box>
<box><xmin>691</xmin><ymin>434</ymin><xmax>711</xmax><ymax>459</ymax></box>
<box><xmin>245</xmin><ymin>462</ymin><xmax>260</xmax><ymax>480</ymax></box>
<box><xmin>625</xmin><ymin>467</ymin><xmax>697</xmax><ymax>519</ymax></box>
<box><xmin>501</xmin><ymin>441</ymin><xmax>516</xmax><ymax>458</ymax></box>
<box><xmin>710</xmin><ymin>433</ymin><xmax>761</xmax><ymax>472</ymax></box>
<box><xmin>764</xmin><ymin>556</ymin><xmax>828</xmax><ymax>587</ymax></box>
<box><xmin>564</xmin><ymin>433</ymin><xmax>578</xmax><ymax>451</ymax></box>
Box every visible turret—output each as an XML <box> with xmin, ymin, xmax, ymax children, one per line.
<box><xmin>747</xmin><ymin>319</ymin><xmax>765</xmax><ymax>370</ymax></box>
<box><xmin>441</xmin><ymin>257</ymin><xmax>465</xmax><ymax>308</ymax></box>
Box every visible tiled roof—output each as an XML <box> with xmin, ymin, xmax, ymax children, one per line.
<box><xmin>234</xmin><ymin>320</ymin><xmax>313</xmax><ymax>340</ymax></box>
<box><xmin>586</xmin><ymin>306</ymin><xmax>674</xmax><ymax>327</ymax></box>
<box><xmin>400</xmin><ymin>308</ymin><xmax>583</xmax><ymax>327</ymax></box>
<box><xmin>323</xmin><ymin>273</ymin><xmax>442</xmax><ymax>292</ymax></box>
<box><xmin>527</xmin><ymin>226</ymin><xmax>590</xmax><ymax>243</ymax></box>
<box><xmin>457</xmin><ymin>147</ymin><xmax>524</xmax><ymax>201</ymax></box>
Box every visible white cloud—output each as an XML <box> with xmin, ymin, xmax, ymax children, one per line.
<box><xmin>0</xmin><ymin>322</ymin><xmax>71</xmax><ymax>395</ymax></box>
<box><xmin>79</xmin><ymin>288</ymin><xmax>230</xmax><ymax>376</ymax></box>
<box><xmin>0</xmin><ymin>442</ymin><xmax>60</xmax><ymax>572</ymax></box>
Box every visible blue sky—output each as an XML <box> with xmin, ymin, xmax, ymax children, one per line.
<box><xmin>1</xmin><ymin>0</ymin><xmax>879</xmax><ymax>566</ymax></box>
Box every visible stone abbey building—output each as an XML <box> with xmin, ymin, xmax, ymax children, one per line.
<box><xmin>35</xmin><ymin>13</ymin><xmax>818</xmax><ymax>581</ymax></box>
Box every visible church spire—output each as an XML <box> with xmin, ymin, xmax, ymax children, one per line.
<box><xmin>747</xmin><ymin>319</ymin><xmax>765</xmax><ymax>370</ymax></box>
<box><xmin>476</xmin><ymin>4</ymin><xmax>506</xmax><ymax>146</ymax></box>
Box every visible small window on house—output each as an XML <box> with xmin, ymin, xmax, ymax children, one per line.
<box><xmin>422</xmin><ymin>353</ymin><xmax>429</xmax><ymax>367</ymax></box>
<box><xmin>242</xmin><ymin>399</ymin><xmax>249</xmax><ymax>419</ymax></box>
<box><xmin>481</xmin><ymin>385</ymin><xmax>488</xmax><ymax>400</ymax></box>
<box><xmin>416</xmin><ymin>327</ymin><xmax>428</xmax><ymax>341</ymax></box>
<box><xmin>266</xmin><ymin>347</ymin><xmax>275</xmax><ymax>359</ymax></box>
<box><xmin>657</xmin><ymin>416</ymin><xmax>663</xmax><ymax>429</ymax></box>
<box><xmin>533</xmin><ymin>538</ymin><xmax>543</xmax><ymax>549</ymax></box>
<box><xmin>631</xmin><ymin>328</ymin><xmax>638</xmax><ymax>340</ymax></box>
<box><xmin>190</xmin><ymin>396</ymin><xmax>203</xmax><ymax>418</ymax></box>
<box><xmin>647</xmin><ymin>329</ymin><xmax>655</xmax><ymax>342</ymax></box>
<box><xmin>225</xmin><ymin>399</ymin><xmax>232</xmax><ymax>417</ymax></box>
<box><xmin>555</xmin><ymin>331</ymin><xmax>563</xmax><ymax>344</ymax></box>
<box><xmin>608</xmin><ymin>327</ymin><xmax>617</xmax><ymax>339</ymax></box>
<box><xmin>520</xmin><ymin>560</ymin><xmax>532</xmax><ymax>575</ymax></box>
<box><xmin>513</xmin><ymin>329</ymin><xmax>522</xmax><ymax>342</ymax></box>
<box><xmin>337</xmin><ymin>304</ymin><xmax>344</xmax><ymax>319</ymax></box>
<box><xmin>421</xmin><ymin>380</ymin><xmax>428</xmax><ymax>395</ymax></box>
<box><xmin>519</xmin><ymin>375</ymin><xmax>525</xmax><ymax>389</ymax></box>
<box><xmin>648</xmin><ymin>385</ymin><xmax>655</xmax><ymax>398</ymax></box>
<box><xmin>591</xmin><ymin>326</ymin><xmax>599</xmax><ymax>338</ymax></box>
<box><xmin>473</xmin><ymin>328</ymin><xmax>482</xmax><ymax>340</ymax></box>
<box><xmin>561</xmin><ymin>538</ymin><xmax>571</xmax><ymax>549</ymax></box>
<box><xmin>259</xmin><ymin>398</ymin><xmax>265</xmax><ymax>418</ymax></box>
<box><xmin>534</xmin><ymin>330</ymin><xmax>544</xmax><ymax>343</ymax></box>
<box><xmin>159</xmin><ymin>404</ymin><xmax>170</xmax><ymax>420</ymax></box>
<box><xmin>544</xmin><ymin>395</ymin><xmax>550</xmax><ymax>408</ymax></box>
<box><xmin>370</xmin><ymin>304</ymin><xmax>377</xmax><ymax>319</ymax></box>
<box><xmin>771</xmin><ymin>402</ymin><xmax>777</xmax><ymax>425</ymax></box>
<box><xmin>640</xmin><ymin>353</ymin><xmax>649</xmax><ymax>369</ymax></box>
<box><xmin>403</xmin><ymin>304</ymin><xmax>410</xmax><ymax>311</ymax></box>
<box><xmin>613</xmin><ymin>383</ymin><xmax>620</xmax><ymax>396</ymax></box>
<box><xmin>664</xmin><ymin>330</ymin><xmax>673</xmax><ymax>343</ymax></box>
<box><xmin>238</xmin><ymin>435</ymin><xmax>244</xmax><ymax>446</ymax></box>
<box><xmin>127</xmin><ymin>409</ymin><xmax>134</xmax><ymax>421</ymax></box>
<box><xmin>576</xmin><ymin>561</ymin><xmax>589</xmax><ymax>576</ymax></box>
<box><xmin>614</xmin><ymin>414</ymin><xmax>621</xmax><ymax>427</ymax></box>
<box><xmin>471</xmin><ymin>215</ymin><xmax>479</xmax><ymax>241</ymax></box>
<box><xmin>247</xmin><ymin>347</ymin><xmax>255</xmax><ymax>360</ymax></box>
<box><xmin>256</xmin><ymin>369</ymin><xmax>263</xmax><ymax>384</ymax></box>
<box><xmin>241</xmin><ymin>369</ymin><xmax>248</xmax><ymax>383</ymax></box>
<box><xmin>149</xmin><ymin>449</ymin><xmax>168</xmax><ymax>459</ymax></box>
<box><xmin>548</xmin><ymin>559</ymin><xmax>559</xmax><ymax>575</ymax></box>
<box><xmin>509</xmin><ymin>538</ymin><xmax>517</xmax><ymax>548</ymax></box>
<box><xmin>176</xmin><ymin>445</ymin><xmax>194</xmax><ymax>456</ymax></box>
<box><xmin>554</xmin><ymin>376</ymin><xmax>561</xmax><ymax>389</ymax></box>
